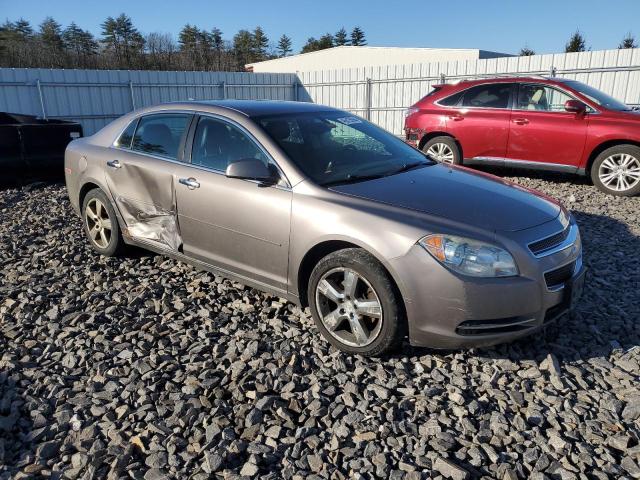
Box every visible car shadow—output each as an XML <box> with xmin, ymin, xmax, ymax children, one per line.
<box><xmin>472</xmin><ymin>164</ymin><xmax>592</xmax><ymax>187</ymax></box>
<box><xmin>398</xmin><ymin>208</ymin><xmax>639</xmax><ymax>366</ymax></box>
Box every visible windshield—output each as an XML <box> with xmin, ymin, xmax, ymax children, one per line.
<box><xmin>562</xmin><ymin>80</ymin><xmax>631</xmax><ymax>111</ymax></box>
<box><xmin>256</xmin><ymin>111</ymin><xmax>433</xmax><ymax>186</ymax></box>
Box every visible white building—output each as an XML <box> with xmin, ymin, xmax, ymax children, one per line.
<box><xmin>246</xmin><ymin>46</ymin><xmax>512</xmax><ymax>73</ymax></box>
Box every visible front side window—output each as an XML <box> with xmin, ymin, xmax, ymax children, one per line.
<box><xmin>258</xmin><ymin>112</ymin><xmax>433</xmax><ymax>187</ymax></box>
<box><xmin>114</xmin><ymin>119</ymin><xmax>137</xmax><ymax>149</ymax></box>
<box><xmin>516</xmin><ymin>84</ymin><xmax>574</xmax><ymax>112</ymax></box>
<box><xmin>191</xmin><ymin>117</ymin><xmax>270</xmax><ymax>172</ymax></box>
<box><xmin>131</xmin><ymin>114</ymin><xmax>191</xmax><ymax>160</ymax></box>
<box><xmin>461</xmin><ymin>83</ymin><xmax>512</xmax><ymax>109</ymax></box>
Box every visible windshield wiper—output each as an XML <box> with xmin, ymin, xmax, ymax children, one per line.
<box><xmin>323</xmin><ymin>161</ymin><xmax>431</xmax><ymax>187</ymax></box>
<box><xmin>322</xmin><ymin>172</ymin><xmax>388</xmax><ymax>187</ymax></box>
<box><xmin>389</xmin><ymin>161</ymin><xmax>431</xmax><ymax>175</ymax></box>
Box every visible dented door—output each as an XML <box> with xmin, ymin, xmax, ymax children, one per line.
<box><xmin>105</xmin><ymin>113</ymin><xmax>193</xmax><ymax>251</ymax></box>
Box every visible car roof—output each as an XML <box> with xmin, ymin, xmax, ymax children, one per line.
<box><xmin>148</xmin><ymin>99</ymin><xmax>338</xmax><ymax>117</ymax></box>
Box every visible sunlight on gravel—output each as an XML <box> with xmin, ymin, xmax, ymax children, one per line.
<box><xmin>0</xmin><ymin>175</ymin><xmax>639</xmax><ymax>479</ymax></box>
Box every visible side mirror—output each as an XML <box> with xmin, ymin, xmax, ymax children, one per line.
<box><xmin>564</xmin><ymin>99</ymin><xmax>587</xmax><ymax>114</ymax></box>
<box><xmin>225</xmin><ymin>158</ymin><xmax>277</xmax><ymax>184</ymax></box>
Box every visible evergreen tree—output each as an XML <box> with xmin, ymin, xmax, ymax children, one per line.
<box><xmin>39</xmin><ymin>17</ymin><xmax>64</xmax><ymax>50</ymax></box>
<box><xmin>101</xmin><ymin>13</ymin><xmax>145</xmax><ymax>67</ymax></box>
<box><xmin>519</xmin><ymin>46</ymin><xmax>535</xmax><ymax>56</ymax></box>
<box><xmin>62</xmin><ymin>22</ymin><xmax>98</xmax><ymax>67</ymax></box>
<box><xmin>233</xmin><ymin>29</ymin><xmax>255</xmax><ymax>68</ymax></box>
<box><xmin>178</xmin><ymin>24</ymin><xmax>200</xmax><ymax>52</ymax></box>
<box><xmin>211</xmin><ymin>28</ymin><xmax>224</xmax><ymax>69</ymax></box>
<box><xmin>565</xmin><ymin>30</ymin><xmax>586</xmax><ymax>52</ymax></box>
<box><xmin>301</xmin><ymin>37</ymin><xmax>319</xmax><ymax>54</ymax></box>
<box><xmin>277</xmin><ymin>34</ymin><xmax>292</xmax><ymax>57</ymax></box>
<box><xmin>252</xmin><ymin>26</ymin><xmax>269</xmax><ymax>61</ymax></box>
<box><xmin>350</xmin><ymin>26</ymin><xmax>366</xmax><ymax>46</ymax></box>
<box><xmin>318</xmin><ymin>33</ymin><xmax>334</xmax><ymax>49</ymax></box>
<box><xmin>619</xmin><ymin>32</ymin><xmax>638</xmax><ymax>49</ymax></box>
<box><xmin>334</xmin><ymin>27</ymin><xmax>348</xmax><ymax>46</ymax></box>
<box><xmin>13</xmin><ymin>18</ymin><xmax>34</xmax><ymax>38</ymax></box>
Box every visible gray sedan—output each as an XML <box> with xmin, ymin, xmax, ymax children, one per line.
<box><xmin>64</xmin><ymin>100</ymin><xmax>586</xmax><ymax>356</ymax></box>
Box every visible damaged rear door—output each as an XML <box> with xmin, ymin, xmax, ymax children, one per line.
<box><xmin>105</xmin><ymin>113</ymin><xmax>193</xmax><ymax>251</ymax></box>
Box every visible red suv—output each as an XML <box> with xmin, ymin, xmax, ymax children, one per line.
<box><xmin>404</xmin><ymin>77</ymin><xmax>640</xmax><ymax>196</ymax></box>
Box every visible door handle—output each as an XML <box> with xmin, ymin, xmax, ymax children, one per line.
<box><xmin>513</xmin><ymin>118</ymin><xmax>529</xmax><ymax>125</ymax></box>
<box><xmin>106</xmin><ymin>159</ymin><xmax>122</xmax><ymax>169</ymax></box>
<box><xmin>448</xmin><ymin>114</ymin><xmax>464</xmax><ymax>121</ymax></box>
<box><xmin>179</xmin><ymin>177</ymin><xmax>200</xmax><ymax>190</ymax></box>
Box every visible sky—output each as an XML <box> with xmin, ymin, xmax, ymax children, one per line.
<box><xmin>2</xmin><ymin>0</ymin><xmax>640</xmax><ymax>55</ymax></box>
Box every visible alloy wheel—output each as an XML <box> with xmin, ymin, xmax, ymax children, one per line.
<box><xmin>598</xmin><ymin>153</ymin><xmax>640</xmax><ymax>192</ymax></box>
<box><xmin>85</xmin><ymin>198</ymin><xmax>113</xmax><ymax>249</ymax></box>
<box><xmin>315</xmin><ymin>267</ymin><xmax>383</xmax><ymax>347</ymax></box>
<box><xmin>426</xmin><ymin>142</ymin><xmax>455</xmax><ymax>164</ymax></box>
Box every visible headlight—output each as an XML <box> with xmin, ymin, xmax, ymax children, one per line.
<box><xmin>418</xmin><ymin>234</ymin><xmax>518</xmax><ymax>277</ymax></box>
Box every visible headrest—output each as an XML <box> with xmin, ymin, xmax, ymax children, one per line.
<box><xmin>141</xmin><ymin>123</ymin><xmax>172</xmax><ymax>153</ymax></box>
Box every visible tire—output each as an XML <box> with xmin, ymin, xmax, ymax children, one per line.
<box><xmin>422</xmin><ymin>136</ymin><xmax>462</xmax><ymax>165</ymax></box>
<box><xmin>307</xmin><ymin>248</ymin><xmax>406</xmax><ymax>356</ymax></box>
<box><xmin>81</xmin><ymin>188</ymin><xmax>125</xmax><ymax>256</ymax></box>
<box><xmin>590</xmin><ymin>145</ymin><xmax>640</xmax><ymax>196</ymax></box>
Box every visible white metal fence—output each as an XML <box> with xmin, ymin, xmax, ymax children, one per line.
<box><xmin>1</xmin><ymin>48</ymin><xmax>640</xmax><ymax>136</ymax></box>
<box><xmin>298</xmin><ymin>47</ymin><xmax>640</xmax><ymax>134</ymax></box>
<box><xmin>0</xmin><ymin>69</ymin><xmax>298</xmax><ymax>134</ymax></box>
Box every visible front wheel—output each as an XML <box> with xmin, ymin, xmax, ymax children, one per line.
<box><xmin>422</xmin><ymin>136</ymin><xmax>462</xmax><ymax>165</ymax></box>
<box><xmin>591</xmin><ymin>145</ymin><xmax>640</xmax><ymax>196</ymax></box>
<box><xmin>307</xmin><ymin>248</ymin><xmax>405</xmax><ymax>356</ymax></box>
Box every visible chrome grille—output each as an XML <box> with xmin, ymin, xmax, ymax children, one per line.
<box><xmin>529</xmin><ymin>227</ymin><xmax>570</xmax><ymax>256</ymax></box>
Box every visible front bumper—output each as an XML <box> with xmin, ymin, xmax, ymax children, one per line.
<box><xmin>390</xmin><ymin>220</ymin><xmax>585</xmax><ymax>349</ymax></box>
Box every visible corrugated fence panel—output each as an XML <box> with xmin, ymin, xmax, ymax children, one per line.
<box><xmin>2</xmin><ymin>48</ymin><xmax>640</xmax><ymax>137</ymax></box>
<box><xmin>0</xmin><ymin>68</ymin><xmax>297</xmax><ymax>134</ymax></box>
<box><xmin>298</xmin><ymin>47</ymin><xmax>640</xmax><ymax>135</ymax></box>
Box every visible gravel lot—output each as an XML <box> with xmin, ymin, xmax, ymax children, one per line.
<box><xmin>1</xmin><ymin>173</ymin><xmax>639</xmax><ymax>480</ymax></box>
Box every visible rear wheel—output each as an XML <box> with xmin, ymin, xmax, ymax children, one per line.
<box><xmin>307</xmin><ymin>248</ymin><xmax>405</xmax><ymax>356</ymax></box>
<box><xmin>422</xmin><ymin>136</ymin><xmax>462</xmax><ymax>165</ymax></box>
<box><xmin>591</xmin><ymin>145</ymin><xmax>640</xmax><ymax>196</ymax></box>
<box><xmin>82</xmin><ymin>188</ymin><xmax>125</xmax><ymax>256</ymax></box>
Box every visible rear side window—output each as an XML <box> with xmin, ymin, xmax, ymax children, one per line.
<box><xmin>114</xmin><ymin>120</ymin><xmax>137</xmax><ymax>149</ymax></box>
<box><xmin>132</xmin><ymin>114</ymin><xmax>191</xmax><ymax>160</ymax></box>
<box><xmin>461</xmin><ymin>84</ymin><xmax>512</xmax><ymax>109</ymax></box>
<box><xmin>438</xmin><ymin>90</ymin><xmax>464</xmax><ymax>107</ymax></box>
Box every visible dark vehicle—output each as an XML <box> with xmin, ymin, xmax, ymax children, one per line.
<box><xmin>405</xmin><ymin>77</ymin><xmax>640</xmax><ymax>196</ymax></box>
<box><xmin>0</xmin><ymin>112</ymin><xmax>82</xmax><ymax>185</ymax></box>
<box><xmin>65</xmin><ymin>101</ymin><xmax>585</xmax><ymax>356</ymax></box>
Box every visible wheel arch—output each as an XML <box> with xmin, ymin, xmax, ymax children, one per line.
<box><xmin>79</xmin><ymin>181</ymin><xmax>102</xmax><ymax>210</ymax></box>
<box><xmin>585</xmin><ymin>139</ymin><xmax>640</xmax><ymax>174</ymax></box>
<box><xmin>296</xmin><ymin>239</ymin><xmax>408</xmax><ymax>317</ymax></box>
<box><xmin>418</xmin><ymin>132</ymin><xmax>463</xmax><ymax>159</ymax></box>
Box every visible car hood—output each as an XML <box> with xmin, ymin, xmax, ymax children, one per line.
<box><xmin>330</xmin><ymin>164</ymin><xmax>561</xmax><ymax>232</ymax></box>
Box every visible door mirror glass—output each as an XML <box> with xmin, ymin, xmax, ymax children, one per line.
<box><xmin>226</xmin><ymin>158</ymin><xmax>277</xmax><ymax>183</ymax></box>
<box><xmin>564</xmin><ymin>99</ymin><xmax>587</xmax><ymax>113</ymax></box>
